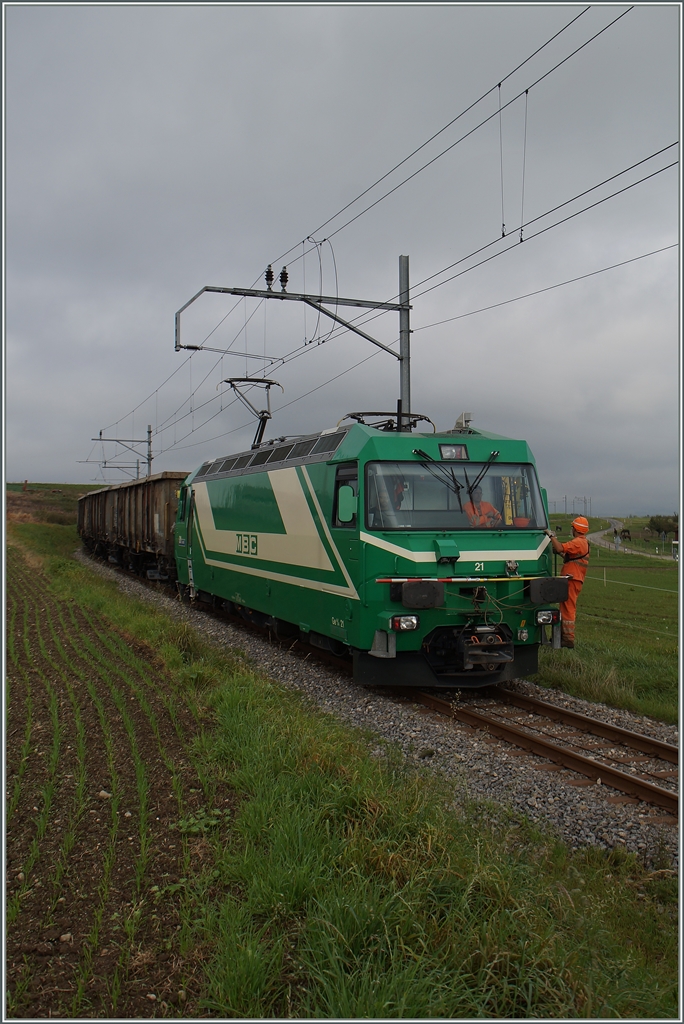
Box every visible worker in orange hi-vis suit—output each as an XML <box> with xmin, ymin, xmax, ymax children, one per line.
<box><xmin>464</xmin><ymin>486</ymin><xmax>503</xmax><ymax>528</ymax></box>
<box><xmin>545</xmin><ymin>516</ymin><xmax>590</xmax><ymax>648</ymax></box>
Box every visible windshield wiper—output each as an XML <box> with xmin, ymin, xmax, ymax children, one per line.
<box><xmin>466</xmin><ymin>450</ymin><xmax>500</xmax><ymax>498</ymax></box>
<box><xmin>412</xmin><ymin>448</ymin><xmax>464</xmax><ymax>510</ymax></box>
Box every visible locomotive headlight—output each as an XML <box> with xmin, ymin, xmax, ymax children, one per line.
<box><xmin>391</xmin><ymin>614</ymin><xmax>420</xmax><ymax>631</ymax></box>
<box><xmin>535</xmin><ymin>609</ymin><xmax>560</xmax><ymax>625</ymax></box>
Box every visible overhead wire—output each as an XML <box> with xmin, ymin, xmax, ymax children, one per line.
<box><xmin>266</xmin><ymin>5</ymin><xmax>593</xmax><ymax>270</ymax></box>
<box><xmin>111</xmin><ymin>7</ymin><xmax>626</xmax><ymax>432</ymax></box>
<box><xmin>276</xmin><ymin>144</ymin><xmax>678</xmax><ymax>345</ymax></box>
<box><xmin>323</xmin><ymin>148</ymin><xmax>677</xmax><ymax>345</ymax></box>
<box><xmin>100</xmin><ymin>351</ymin><xmax>193</xmax><ymax>433</ymax></box>
<box><xmin>413</xmin><ymin>159</ymin><xmax>677</xmax><ymax>300</ymax></box>
<box><xmin>164</xmin><ymin>341</ymin><xmax>396</xmax><ymax>455</ymax></box>
<box><xmin>411</xmin><ymin>243</ymin><xmax>678</xmax><ymax>332</ymax></box>
<box><xmin>256</xmin><ymin>230</ymin><xmax>678</xmax><ymax>431</ymax></box>
<box><xmin>258</xmin><ymin>180</ymin><xmax>679</xmax><ymax>415</ymax></box>
<box><xmin>165</xmin><ymin>158</ymin><xmax>675</xmax><ymax>452</ymax></box>
<box><xmin>99</xmin><ymin>5</ymin><xmax>655</xmax><ymax>467</ymax></box>
<box><xmin>155</xmin><ymin>233</ymin><xmax>677</xmax><ymax>458</ymax></box>
<box><xmin>311</xmin><ymin>7</ymin><xmax>636</xmax><ymax>247</ymax></box>
<box><xmin>309</xmin><ymin>141</ymin><xmax>677</xmax><ymax>322</ymax></box>
<box><xmin>519</xmin><ymin>91</ymin><xmax>529</xmax><ymax>242</ymax></box>
<box><xmin>153</xmin><ymin>300</ymin><xmax>269</xmax><ymax>434</ymax></box>
<box><xmin>498</xmin><ymin>83</ymin><xmax>506</xmax><ymax>237</ymax></box>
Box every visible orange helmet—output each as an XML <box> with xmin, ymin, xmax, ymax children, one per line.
<box><xmin>572</xmin><ymin>516</ymin><xmax>589</xmax><ymax>534</ymax></box>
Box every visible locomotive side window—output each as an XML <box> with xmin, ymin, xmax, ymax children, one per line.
<box><xmin>333</xmin><ymin>464</ymin><xmax>358</xmax><ymax>528</ymax></box>
<box><xmin>366</xmin><ymin>462</ymin><xmax>546</xmax><ymax>531</ymax></box>
<box><xmin>177</xmin><ymin>486</ymin><xmax>188</xmax><ymax>520</ymax></box>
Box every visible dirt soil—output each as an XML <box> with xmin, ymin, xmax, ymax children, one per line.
<box><xmin>6</xmin><ymin>543</ymin><xmax>228</xmax><ymax>1018</ymax></box>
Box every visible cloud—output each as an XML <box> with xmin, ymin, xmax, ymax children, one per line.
<box><xmin>4</xmin><ymin>4</ymin><xmax>679</xmax><ymax>514</ymax></box>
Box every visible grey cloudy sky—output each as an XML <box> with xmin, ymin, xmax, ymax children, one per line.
<box><xmin>4</xmin><ymin>3</ymin><xmax>680</xmax><ymax>514</ymax></box>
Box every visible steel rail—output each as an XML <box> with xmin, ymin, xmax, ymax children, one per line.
<box><xmin>404</xmin><ymin>690</ymin><xmax>678</xmax><ymax>815</ymax></box>
<box><xmin>493</xmin><ymin>687</ymin><xmax>678</xmax><ymax>764</ymax></box>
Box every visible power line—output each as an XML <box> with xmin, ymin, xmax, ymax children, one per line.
<box><xmin>313</xmin><ymin>7</ymin><xmax>636</xmax><ymax>247</ymax></box>
<box><xmin>175</xmin><ymin>3</ymin><xmax>626</xmax><ymax>374</ymax></box>
<box><xmin>164</xmin><ymin>342</ymin><xmax>394</xmax><ymax>455</ymax></box>
<box><xmin>269</xmin><ymin>6</ymin><xmax>594</xmax><ymax>270</ymax></box>
<box><xmin>152</xmin><ymin>236</ymin><xmax>676</xmax><ymax>458</ymax></box>
<box><xmin>169</xmin><ymin>159</ymin><xmax>675</xmax><ymax>447</ymax></box>
<box><xmin>409</xmin><ymin>142</ymin><xmax>678</xmax><ymax>298</ymax></box>
<box><xmin>95</xmin><ymin>8</ymin><xmax>654</xmax><ymax>462</ymax></box>
<box><xmin>278</xmin><ymin>146</ymin><xmax>678</xmax><ymax>350</ymax></box>
<box><xmin>412</xmin><ymin>160</ymin><xmax>678</xmax><ymax>300</ymax></box>
<box><xmin>412</xmin><ymin>244</ymin><xmax>678</xmax><ymax>332</ymax></box>
<box><xmin>100</xmin><ymin>352</ymin><xmax>193</xmax><ymax>433</ymax></box>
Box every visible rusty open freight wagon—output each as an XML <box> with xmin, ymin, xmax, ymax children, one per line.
<box><xmin>78</xmin><ymin>471</ymin><xmax>188</xmax><ymax>580</ymax></box>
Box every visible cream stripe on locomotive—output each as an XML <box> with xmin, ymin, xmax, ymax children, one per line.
<box><xmin>191</xmin><ymin>471</ymin><xmax>359</xmax><ymax>600</ymax></box>
<box><xmin>360</xmin><ymin>531</ymin><xmax>552</xmax><ymax>563</ymax></box>
<box><xmin>196</xmin><ymin>545</ymin><xmax>359</xmax><ymax>599</ymax></box>
<box><xmin>193</xmin><ymin>469</ymin><xmax>333</xmax><ymax>570</ymax></box>
<box><xmin>300</xmin><ymin>466</ymin><xmax>359</xmax><ymax>597</ymax></box>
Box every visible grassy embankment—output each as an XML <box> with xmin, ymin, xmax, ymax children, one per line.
<box><xmin>538</xmin><ymin>515</ymin><xmax>679</xmax><ymax>723</ymax></box>
<box><xmin>5</xmin><ymin>494</ymin><xmax>679</xmax><ymax>1017</ymax></box>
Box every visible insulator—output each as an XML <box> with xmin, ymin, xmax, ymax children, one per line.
<box><xmin>265</xmin><ymin>264</ymin><xmax>274</xmax><ymax>289</ymax></box>
<box><xmin>279</xmin><ymin>266</ymin><xmax>288</xmax><ymax>290</ymax></box>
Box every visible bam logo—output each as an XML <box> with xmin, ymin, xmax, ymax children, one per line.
<box><xmin>236</xmin><ymin>533</ymin><xmax>258</xmax><ymax>556</ymax></box>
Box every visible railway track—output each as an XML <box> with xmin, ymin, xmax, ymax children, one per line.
<box><xmin>85</xmin><ymin>554</ymin><xmax>679</xmax><ymax>818</ymax></box>
<box><xmin>400</xmin><ymin>687</ymin><xmax>678</xmax><ymax>816</ymax></box>
<box><xmin>182</xmin><ymin>588</ymin><xmax>680</xmax><ymax>817</ymax></box>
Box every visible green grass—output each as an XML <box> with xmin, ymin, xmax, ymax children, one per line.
<box><xmin>5</xmin><ymin>519</ymin><xmax>679</xmax><ymax>1018</ymax></box>
<box><xmin>187</xmin><ymin>676</ymin><xmax>678</xmax><ymax>1019</ymax></box>
<box><xmin>535</xmin><ymin>543</ymin><xmax>678</xmax><ymax>722</ymax></box>
<box><xmin>11</xmin><ymin>522</ymin><xmax>80</xmax><ymax>558</ymax></box>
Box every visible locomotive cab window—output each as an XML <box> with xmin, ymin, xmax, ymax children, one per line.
<box><xmin>366</xmin><ymin>462</ymin><xmax>546</xmax><ymax>530</ymax></box>
<box><xmin>333</xmin><ymin>464</ymin><xmax>358</xmax><ymax>527</ymax></box>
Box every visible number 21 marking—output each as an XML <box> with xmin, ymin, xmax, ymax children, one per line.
<box><xmin>475</xmin><ymin>562</ymin><xmax>484</xmax><ymax>571</ymax></box>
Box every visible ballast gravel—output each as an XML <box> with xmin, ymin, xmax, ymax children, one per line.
<box><xmin>77</xmin><ymin>553</ymin><xmax>678</xmax><ymax>868</ymax></box>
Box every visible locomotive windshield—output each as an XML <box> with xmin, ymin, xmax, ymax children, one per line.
<box><xmin>365</xmin><ymin>462</ymin><xmax>546</xmax><ymax>531</ymax></box>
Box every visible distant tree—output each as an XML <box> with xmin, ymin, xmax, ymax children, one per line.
<box><xmin>648</xmin><ymin>514</ymin><xmax>678</xmax><ymax>537</ymax></box>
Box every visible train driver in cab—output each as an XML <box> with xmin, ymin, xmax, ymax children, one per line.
<box><xmin>463</xmin><ymin>486</ymin><xmax>503</xmax><ymax>528</ymax></box>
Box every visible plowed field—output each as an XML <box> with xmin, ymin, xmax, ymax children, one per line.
<box><xmin>6</xmin><ymin>545</ymin><xmax>222</xmax><ymax>1017</ymax></box>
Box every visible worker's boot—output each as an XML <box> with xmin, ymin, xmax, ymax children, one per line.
<box><xmin>560</xmin><ymin>620</ymin><xmax>575</xmax><ymax>649</ymax></box>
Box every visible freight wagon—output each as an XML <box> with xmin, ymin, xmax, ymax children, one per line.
<box><xmin>78</xmin><ymin>471</ymin><xmax>188</xmax><ymax>579</ymax></box>
<box><xmin>170</xmin><ymin>415</ymin><xmax>567</xmax><ymax>687</ymax></box>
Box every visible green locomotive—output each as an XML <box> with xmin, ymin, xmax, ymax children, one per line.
<box><xmin>174</xmin><ymin>413</ymin><xmax>566</xmax><ymax>688</ymax></box>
